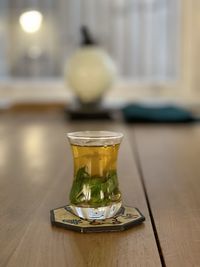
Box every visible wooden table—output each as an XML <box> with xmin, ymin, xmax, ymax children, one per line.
<box><xmin>1</xmin><ymin>111</ymin><xmax>200</xmax><ymax>267</ymax></box>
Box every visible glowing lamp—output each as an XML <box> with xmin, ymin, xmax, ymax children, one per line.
<box><xmin>19</xmin><ymin>10</ymin><xmax>43</xmax><ymax>33</ymax></box>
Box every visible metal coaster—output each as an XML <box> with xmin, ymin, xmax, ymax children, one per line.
<box><xmin>50</xmin><ymin>205</ymin><xmax>145</xmax><ymax>233</ymax></box>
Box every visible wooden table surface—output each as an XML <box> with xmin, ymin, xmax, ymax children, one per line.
<box><xmin>0</xmin><ymin>111</ymin><xmax>200</xmax><ymax>267</ymax></box>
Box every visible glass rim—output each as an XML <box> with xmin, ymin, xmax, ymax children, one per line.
<box><xmin>67</xmin><ymin>131</ymin><xmax>123</xmax><ymax>141</ymax></box>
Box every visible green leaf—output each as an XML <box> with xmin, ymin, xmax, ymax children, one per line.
<box><xmin>70</xmin><ymin>168</ymin><xmax>121</xmax><ymax>206</ymax></box>
<box><xmin>70</xmin><ymin>166</ymin><xmax>89</xmax><ymax>204</ymax></box>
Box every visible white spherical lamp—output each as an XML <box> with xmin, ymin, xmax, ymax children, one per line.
<box><xmin>65</xmin><ymin>27</ymin><xmax>116</xmax><ymax>105</ymax></box>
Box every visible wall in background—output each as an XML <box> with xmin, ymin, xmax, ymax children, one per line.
<box><xmin>1</xmin><ymin>0</ymin><xmax>200</xmax><ymax>105</ymax></box>
<box><xmin>0</xmin><ymin>0</ymin><xmax>9</xmax><ymax>78</ymax></box>
<box><xmin>0</xmin><ymin>0</ymin><xmax>180</xmax><ymax>81</ymax></box>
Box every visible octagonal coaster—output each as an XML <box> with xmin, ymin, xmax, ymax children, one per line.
<box><xmin>50</xmin><ymin>205</ymin><xmax>145</xmax><ymax>233</ymax></box>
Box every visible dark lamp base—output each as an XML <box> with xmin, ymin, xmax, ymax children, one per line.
<box><xmin>65</xmin><ymin>101</ymin><xmax>112</xmax><ymax>120</ymax></box>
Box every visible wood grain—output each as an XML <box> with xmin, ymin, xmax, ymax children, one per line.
<box><xmin>0</xmin><ymin>112</ymin><xmax>70</xmax><ymax>266</ymax></box>
<box><xmin>0</xmin><ymin>113</ymin><xmax>161</xmax><ymax>267</ymax></box>
<box><xmin>131</xmin><ymin>124</ymin><xmax>200</xmax><ymax>266</ymax></box>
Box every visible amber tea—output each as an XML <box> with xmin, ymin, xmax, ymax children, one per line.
<box><xmin>67</xmin><ymin>131</ymin><xmax>123</xmax><ymax>220</ymax></box>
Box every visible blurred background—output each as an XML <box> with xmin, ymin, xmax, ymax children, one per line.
<box><xmin>0</xmin><ymin>0</ymin><xmax>199</xmax><ymax>108</ymax></box>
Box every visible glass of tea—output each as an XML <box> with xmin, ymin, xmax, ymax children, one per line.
<box><xmin>67</xmin><ymin>131</ymin><xmax>123</xmax><ymax>220</ymax></box>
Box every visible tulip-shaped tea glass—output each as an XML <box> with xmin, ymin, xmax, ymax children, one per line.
<box><xmin>67</xmin><ymin>131</ymin><xmax>123</xmax><ymax>220</ymax></box>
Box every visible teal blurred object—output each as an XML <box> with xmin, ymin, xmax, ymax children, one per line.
<box><xmin>122</xmin><ymin>104</ymin><xmax>198</xmax><ymax>123</ymax></box>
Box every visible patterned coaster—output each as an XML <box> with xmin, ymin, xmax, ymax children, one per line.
<box><xmin>50</xmin><ymin>205</ymin><xmax>145</xmax><ymax>233</ymax></box>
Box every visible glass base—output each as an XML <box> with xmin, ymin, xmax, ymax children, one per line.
<box><xmin>70</xmin><ymin>202</ymin><xmax>122</xmax><ymax>220</ymax></box>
